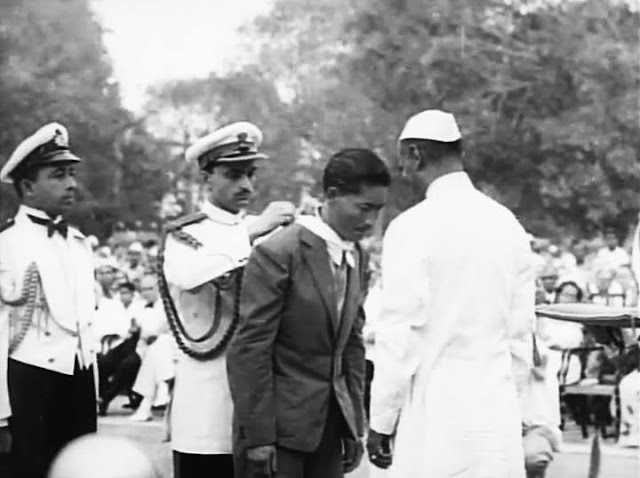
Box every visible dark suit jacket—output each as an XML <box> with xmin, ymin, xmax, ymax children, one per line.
<box><xmin>227</xmin><ymin>223</ymin><xmax>367</xmax><ymax>453</ymax></box>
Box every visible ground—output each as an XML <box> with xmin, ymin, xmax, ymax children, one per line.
<box><xmin>99</xmin><ymin>398</ymin><xmax>638</xmax><ymax>478</ymax></box>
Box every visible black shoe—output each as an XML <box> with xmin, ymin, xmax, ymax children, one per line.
<box><xmin>123</xmin><ymin>392</ymin><xmax>143</xmax><ymax>410</ymax></box>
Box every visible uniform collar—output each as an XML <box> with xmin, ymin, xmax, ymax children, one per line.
<box><xmin>17</xmin><ymin>204</ymin><xmax>84</xmax><ymax>239</ymax></box>
<box><xmin>20</xmin><ymin>204</ymin><xmax>54</xmax><ymax>220</ymax></box>
<box><xmin>200</xmin><ymin>201</ymin><xmax>244</xmax><ymax>225</ymax></box>
<box><xmin>425</xmin><ymin>171</ymin><xmax>473</xmax><ymax>200</ymax></box>
<box><xmin>297</xmin><ymin>213</ymin><xmax>356</xmax><ymax>267</ymax></box>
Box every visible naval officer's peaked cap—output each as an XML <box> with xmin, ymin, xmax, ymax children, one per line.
<box><xmin>186</xmin><ymin>121</ymin><xmax>268</xmax><ymax>171</ymax></box>
<box><xmin>399</xmin><ymin>109</ymin><xmax>462</xmax><ymax>143</ymax></box>
<box><xmin>0</xmin><ymin>122</ymin><xmax>80</xmax><ymax>184</ymax></box>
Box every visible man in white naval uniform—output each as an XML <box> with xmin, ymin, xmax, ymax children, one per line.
<box><xmin>0</xmin><ymin>123</ymin><xmax>97</xmax><ymax>478</ymax></box>
<box><xmin>162</xmin><ymin>121</ymin><xmax>295</xmax><ymax>478</ymax></box>
<box><xmin>367</xmin><ymin>110</ymin><xmax>534</xmax><ymax>478</ymax></box>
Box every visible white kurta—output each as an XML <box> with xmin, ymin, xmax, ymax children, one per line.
<box><xmin>370</xmin><ymin>172</ymin><xmax>534</xmax><ymax>478</ymax></box>
<box><xmin>163</xmin><ymin>201</ymin><xmax>251</xmax><ymax>455</ymax></box>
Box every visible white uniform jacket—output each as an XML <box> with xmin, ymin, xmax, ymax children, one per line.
<box><xmin>163</xmin><ymin>201</ymin><xmax>252</xmax><ymax>455</ymax></box>
<box><xmin>0</xmin><ymin>205</ymin><xmax>97</xmax><ymax>426</ymax></box>
<box><xmin>370</xmin><ymin>172</ymin><xmax>534</xmax><ymax>478</ymax></box>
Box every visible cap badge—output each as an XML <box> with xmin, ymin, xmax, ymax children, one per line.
<box><xmin>237</xmin><ymin>132</ymin><xmax>250</xmax><ymax>152</ymax></box>
<box><xmin>53</xmin><ymin>129</ymin><xmax>68</xmax><ymax>148</ymax></box>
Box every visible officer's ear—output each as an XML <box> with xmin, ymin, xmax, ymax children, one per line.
<box><xmin>200</xmin><ymin>169</ymin><xmax>212</xmax><ymax>183</ymax></box>
<box><xmin>18</xmin><ymin>178</ymin><xmax>36</xmax><ymax>198</ymax></box>
<box><xmin>325</xmin><ymin>186</ymin><xmax>341</xmax><ymax>200</ymax></box>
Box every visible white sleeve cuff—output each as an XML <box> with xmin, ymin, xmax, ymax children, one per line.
<box><xmin>0</xmin><ymin>418</ymin><xmax>9</xmax><ymax>427</ymax></box>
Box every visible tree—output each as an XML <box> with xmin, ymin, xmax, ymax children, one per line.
<box><xmin>242</xmin><ymin>0</ymin><xmax>640</xmax><ymax>238</ymax></box>
<box><xmin>0</xmin><ymin>0</ymin><xmax>170</xmax><ymax>237</ymax></box>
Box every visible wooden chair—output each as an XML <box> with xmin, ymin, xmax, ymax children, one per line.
<box><xmin>558</xmin><ymin>327</ymin><xmax>628</xmax><ymax>441</ymax></box>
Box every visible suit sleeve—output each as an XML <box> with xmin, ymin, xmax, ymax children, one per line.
<box><xmin>163</xmin><ymin>228</ymin><xmax>250</xmax><ymax>291</ymax></box>
<box><xmin>509</xmin><ymin>225</ymin><xmax>535</xmax><ymax>411</ymax></box>
<box><xmin>343</xmin><ymin>296</ymin><xmax>366</xmax><ymax>437</ymax></box>
<box><xmin>369</xmin><ymin>219</ymin><xmax>428</xmax><ymax>435</ymax></box>
<box><xmin>226</xmin><ymin>242</ymin><xmax>289</xmax><ymax>448</ymax></box>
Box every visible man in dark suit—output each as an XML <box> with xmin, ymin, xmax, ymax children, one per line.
<box><xmin>227</xmin><ymin>149</ymin><xmax>391</xmax><ymax>478</ymax></box>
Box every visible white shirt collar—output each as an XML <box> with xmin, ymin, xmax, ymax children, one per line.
<box><xmin>19</xmin><ymin>204</ymin><xmax>53</xmax><ymax>220</ymax></box>
<box><xmin>425</xmin><ymin>171</ymin><xmax>473</xmax><ymax>200</ymax></box>
<box><xmin>200</xmin><ymin>201</ymin><xmax>244</xmax><ymax>226</ymax></box>
<box><xmin>297</xmin><ymin>213</ymin><xmax>356</xmax><ymax>267</ymax></box>
<box><xmin>17</xmin><ymin>205</ymin><xmax>84</xmax><ymax>239</ymax></box>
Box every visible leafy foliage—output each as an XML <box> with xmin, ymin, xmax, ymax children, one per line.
<box><xmin>0</xmin><ymin>0</ymin><xmax>170</xmax><ymax>237</ymax></box>
<box><xmin>238</xmin><ymin>0</ymin><xmax>640</xmax><ymax>238</ymax></box>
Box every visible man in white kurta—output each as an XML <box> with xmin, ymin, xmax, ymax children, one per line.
<box><xmin>368</xmin><ymin>110</ymin><xmax>534</xmax><ymax>478</ymax></box>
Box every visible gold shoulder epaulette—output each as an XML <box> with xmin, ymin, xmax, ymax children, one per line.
<box><xmin>165</xmin><ymin>212</ymin><xmax>207</xmax><ymax>233</ymax></box>
<box><xmin>169</xmin><ymin>229</ymin><xmax>203</xmax><ymax>250</ymax></box>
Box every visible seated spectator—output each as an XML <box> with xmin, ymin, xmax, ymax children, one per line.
<box><xmin>119</xmin><ymin>281</ymin><xmax>138</xmax><ymax>311</ymax></box>
<box><xmin>549</xmin><ymin>244</ymin><xmax>575</xmax><ymax>278</ymax></box>
<box><xmin>615</xmin><ymin>266</ymin><xmax>638</xmax><ymax>307</ymax></box>
<box><xmin>559</xmin><ymin>241</ymin><xmax>591</xmax><ymax>291</ymax></box>
<box><xmin>145</xmin><ymin>245</ymin><xmax>159</xmax><ymax>275</ymax></box>
<box><xmin>97</xmin><ymin>276</ymin><xmax>164</xmax><ymax>416</ymax></box>
<box><xmin>126</xmin><ymin>275</ymin><xmax>173</xmax><ymax>421</ymax></box>
<box><xmin>579</xmin><ymin>326</ymin><xmax>628</xmax><ymax>436</ymax></box>
<box><xmin>539</xmin><ymin>281</ymin><xmax>584</xmax><ymax>386</ymax></box>
<box><xmin>121</xmin><ymin>241</ymin><xmax>146</xmax><ymax>287</ymax></box>
<box><xmin>594</xmin><ymin>227</ymin><xmax>630</xmax><ymax>271</ymax></box>
<box><xmin>98</xmin><ymin>323</ymin><xmax>142</xmax><ymax>416</ymax></box>
<box><xmin>95</xmin><ymin>258</ymin><xmax>120</xmax><ymax>300</ymax></box>
<box><xmin>588</xmin><ymin>268</ymin><xmax>627</xmax><ymax>306</ymax></box>
<box><xmin>129</xmin><ymin>332</ymin><xmax>175</xmax><ymax>422</ymax></box>
<box><xmin>94</xmin><ymin>284</ymin><xmax>130</xmax><ymax>355</ymax></box>
<box><xmin>538</xmin><ymin>265</ymin><xmax>559</xmax><ymax>304</ymax></box>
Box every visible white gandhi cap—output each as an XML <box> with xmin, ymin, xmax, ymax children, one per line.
<box><xmin>399</xmin><ymin>109</ymin><xmax>462</xmax><ymax>143</ymax></box>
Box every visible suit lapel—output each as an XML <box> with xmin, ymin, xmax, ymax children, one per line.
<box><xmin>300</xmin><ymin>227</ymin><xmax>339</xmax><ymax>335</ymax></box>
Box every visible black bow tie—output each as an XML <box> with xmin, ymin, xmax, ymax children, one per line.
<box><xmin>145</xmin><ymin>303</ymin><xmax>154</xmax><ymax>309</ymax></box>
<box><xmin>28</xmin><ymin>214</ymin><xmax>69</xmax><ymax>239</ymax></box>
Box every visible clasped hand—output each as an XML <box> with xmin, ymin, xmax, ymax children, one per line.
<box><xmin>367</xmin><ymin>429</ymin><xmax>393</xmax><ymax>469</ymax></box>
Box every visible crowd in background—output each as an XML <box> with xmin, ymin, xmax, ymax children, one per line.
<box><xmin>89</xmin><ymin>220</ymin><xmax>640</xmax><ymax>449</ymax></box>
<box><xmin>527</xmin><ymin>227</ymin><xmax>640</xmax><ymax>448</ymax></box>
<box><xmin>89</xmin><ymin>222</ymin><xmax>174</xmax><ymax>423</ymax></box>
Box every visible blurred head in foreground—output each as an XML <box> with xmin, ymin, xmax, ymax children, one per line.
<box><xmin>48</xmin><ymin>435</ymin><xmax>157</xmax><ymax>478</ymax></box>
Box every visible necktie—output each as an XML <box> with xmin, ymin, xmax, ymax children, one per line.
<box><xmin>28</xmin><ymin>214</ymin><xmax>68</xmax><ymax>238</ymax></box>
<box><xmin>335</xmin><ymin>251</ymin><xmax>349</xmax><ymax>318</ymax></box>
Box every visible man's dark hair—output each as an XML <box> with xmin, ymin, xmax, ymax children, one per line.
<box><xmin>322</xmin><ymin>148</ymin><xmax>391</xmax><ymax>195</ymax></box>
<box><xmin>118</xmin><ymin>282</ymin><xmax>136</xmax><ymax>293</ymax></box>
<box><xmin>554</xmin><ymin>281</ymin><xmax>584</xmax><ymax>303</ymax></box>
<box><xmin>402</xmin><ymin>139</ymin><xmax>463</xmax><ymax>166</ymax></box>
